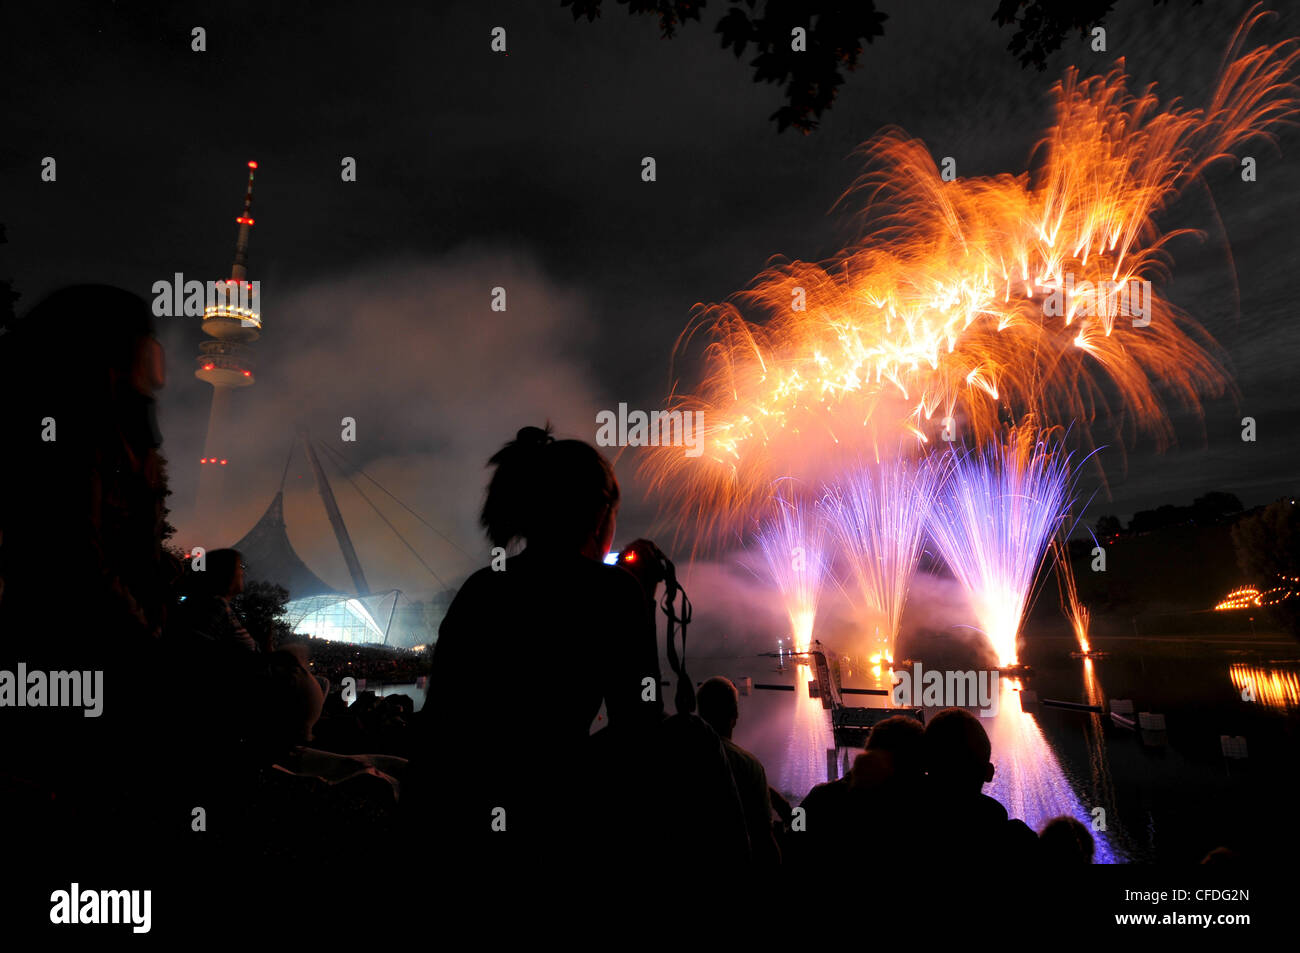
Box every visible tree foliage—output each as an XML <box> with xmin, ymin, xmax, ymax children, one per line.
<box><xmin>563</xmin><ymin>0</ymin><xmax>886</xmax><ymax>133</ymax></box>
<box><xmin>1232</xmin><ymin>500</ymin><xmax>1300</xmax><ymax>638</ymax></box>
<box><xmin>1096</xmin><ymin>514</ymin><xmax>1122</xmax><ymax>538</ymax></box>
<box><xmin>563</xmin><ymin>0</ymin><xmax>1206</xmax><ymax>132</ymax></box>
<box><xmin>233</xmin><ymin>579</ymin><xmax>295</xmax><ymax>651</ymax></box>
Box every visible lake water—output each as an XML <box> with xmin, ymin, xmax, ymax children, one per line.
<box><xmin>368</xmin><ymin>632</ymin><xmax>1300</xmax><ymax>863</ymax></box>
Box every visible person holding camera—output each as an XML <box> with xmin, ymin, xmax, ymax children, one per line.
<box><xmin>422</xmin><ymin>425</ymin><xmax>664</xmax><ymax>866</ymax></box>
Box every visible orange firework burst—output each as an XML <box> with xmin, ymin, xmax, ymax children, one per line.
<box><xmin>644</xmin><ymin>9</ymin><xmax>1299</xmax><ymax>539</ymax></box>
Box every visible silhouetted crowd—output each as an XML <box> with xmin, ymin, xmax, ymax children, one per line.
<box><xmin>286</xmin><ymin>636</ymin><xmax>428</xmax><ymax>685</ymax></box>
<box><xmin>0</xmin><ymin>287</ymin><xmax>415</xmax><ymax>871</ymax></box>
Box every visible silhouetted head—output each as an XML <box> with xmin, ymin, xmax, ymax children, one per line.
<box><xmin>1039</xmin><ymin>815</ymin><xmax>1095</xmax><ymax>865</ymax></box>
<box><xmin>697</xmin><ymin>676</ymin><xmax>740</xmax><ymax>739</ymax></box>
<box><xmin>864</xmin><ymin>714</ymin><xmax>925</xmax><ymax>781</ymax></box>
<box><xmin>480</xmin><ymin>424</ymin><xmax>619</xmax><ymax>557</ymax></box>
<box><xmin>924</xmin><ymin>707</ymin><xmax>994</xmax><ymax>796</ymax></box>
<box><xmin>268</xmin><ymin>660</ymin><xmax>326</xmax><ymax>747</ymax></box>
<box><xmin>849</xmin><ymin>750</ymin><xmax>888</xmax><ymax>790</ymax></box>
<box><xmin>18</xmin><ymin>285</ymin><xmax>162</xmax><ymax>397</ymax></box>
<box><xmin>193</xmin><ymin>548</ymin><xmax>244</xmax><ymax>600</ymax></box>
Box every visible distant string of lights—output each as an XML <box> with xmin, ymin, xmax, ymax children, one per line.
<box><xmin>1214</xmin><ymin>576</ymin><xmax>1300</xmax><ymax>611</ymax></box>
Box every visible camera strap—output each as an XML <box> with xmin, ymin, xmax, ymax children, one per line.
<box><xmin>660</xmin><ymin>556</ymin><xmax>694</xmax><ymax>715</ymax></box>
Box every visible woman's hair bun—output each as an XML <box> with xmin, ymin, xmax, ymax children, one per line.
<box><xmin>481</xmin><ymin>422</ymin><xmax>618</xmax><ymax>549</ymax></box>
<box><xmin>515</xmin><ymin>425</ymin><xmax>555</xmax><ymax>448</ymax></box>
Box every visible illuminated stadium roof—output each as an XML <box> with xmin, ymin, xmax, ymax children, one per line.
<box><xmin>232</xmin><ymin>490</ymin><xmax>337</xmax><ymax>598</ymax></box>
<box><xmin>227</xmin><ymin>433</ymin><xmax>465</xmax><ymax>647</ymax></box>
<box><xmin>231</xmin><ymin>490</ymin><xmax>395</xmax><ymax>642</ymax></box>
<box><xmin>286</xmin><ymin>592</ymin><xmax>387</xmax><ymax>644</ymax></box>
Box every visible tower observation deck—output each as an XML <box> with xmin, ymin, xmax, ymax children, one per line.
<box><xmin>195</xmin><ymin>161</ymin><xmax>262</xmax><ymax>539</ymax></box>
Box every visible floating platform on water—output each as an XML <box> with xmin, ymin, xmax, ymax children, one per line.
<box><xmin>1108</xmin><ymin>699</ymin><xmax>1136</xmax><ymax>729</ymax></box>
<box><xmin>1040</xmin><ymin>698</ymin><xmax>1104</xmax><ymax>712</ymax></box>
<box><xmin>1138</xmin><ymin>712</ymin><xmax>1167</xmax><ymax>731</ymax></box>
<box><xmin>831</xmin><ymin>706</ymin><xmax>924</xmax><ymax>745</ymax></box>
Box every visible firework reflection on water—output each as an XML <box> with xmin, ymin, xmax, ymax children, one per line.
<box><xmin>983</xmin><ymin>677</ymin><xmax>1120</xmax><ymax>862</ymax></box>
<box><xmin>775</xmin><ymin>664</ymin><xmax>837</xmax><ymax>798</ymax></box>
<box><xmin>755</xmin><ymin>664</ymin><xmax>1121</xmax><ymax>861</ymax></box>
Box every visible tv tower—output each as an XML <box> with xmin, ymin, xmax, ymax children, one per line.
<box><xmin>194</xmin><ymin>160</ymin><xmax>262</xmax><ymax>539</ymax></box>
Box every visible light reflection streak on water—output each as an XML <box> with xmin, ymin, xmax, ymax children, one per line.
<box><xmin>1229</xmin><ymin>663</ymin><xmax>1300</xmax><ymax>711</ymax></box>
<box><xmin>777</xmin><ymin>664</ymin><xmax>835</xmax><ymax>796</ymax></box>
<box><xmin>1080</xmin><ymin>659</ymin><xmax>1116</xmax><ymax>825</ymax></box>
<box><xmin>761</xmin><ymin>657</ymin><xmax>1124</xmax><ymax>861</ymax></box>
<box><xmin>983</xmin><ymin>676</ymin><xmax>1120</xmax><ymax>863</ymax></box>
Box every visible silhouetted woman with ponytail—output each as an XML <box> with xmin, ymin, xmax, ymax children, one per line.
<box><xmin>423</xmin><ymin>425</ymin><xmax>663</xmax><ymax>865</ymax></box>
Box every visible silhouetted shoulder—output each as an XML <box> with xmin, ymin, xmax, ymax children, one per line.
<box><xmin>506</xmin><ymin>551</ymin><xmax>649</xmax><ymax>608</ymax></box>
<box><xmin>447</xmin><ymin>565</ymin><xmax>498</xmax><ymax>600</ymax></box>
<box><xmin>434</xmin><ymin>554</ymin><xmax>650</xmax><ymax>654</ymax></box>
<box><xmin>801</xmin><ymin>777</ymin><xmax>850</xmax><ymax>810</ymax></box>
<box><xmin>577</xmin><ymin>557</ymin><xmax>649</xmax><ymax>607</ymax></box>
<box><xmin>976</xmin><ymin>792</ymin><xmax>1010</xmax><ymax>823</ymax></box>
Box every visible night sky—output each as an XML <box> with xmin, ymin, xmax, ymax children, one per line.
<box><xmin>3</xmin><ymin>0</ymin><xmax>1298</xmax><ymax>599</ymax></box>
